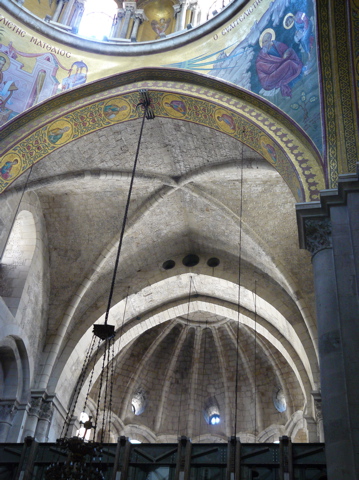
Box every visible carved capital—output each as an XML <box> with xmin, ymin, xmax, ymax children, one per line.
<box><xmin>304</xmin><ymin>218</ymin><xmax>332</xmax><ymax>255</ymax></box>
<box><xmin>0</xmin><ymin>403</ymin><xmax>17</xmax><ymax>422</ymax></box>
<box><xmin>29</xmin><ymin>397</ymin><xmax>42</xmax><ymax>416</ymax></box>
<box><xmin>312</xmin><ymin>391</ymin><xmax>323</xmax><ymax>422</ymax></box>
<box><xmin>134</xmin><ymin>9</ymin><xmax>146</xmax><ymax>21</ymax></box>
<box><xmin>40</xmin><ymin>401</ymin><xmax>53</xmax><ymax>421</ymax></box>
<box><xmin>123</xmin><ymin>2</ymin><xmax>136</xmax><ymax>13</ymax></box>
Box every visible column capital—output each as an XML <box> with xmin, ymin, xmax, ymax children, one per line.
<box><xmin>0</xmin><ymin>402</ymin><xmax>18</xmax><ymax>422</ymax></box>
<box><xmin>311</xmin><ymin>391</ymin><xmax>323</xmax><ymax>422</ymax></box>
<box><xmin>123</xmin><ymin>2</ymin><xmax>137</xmax><ymax>12</ymax></box>
<box><xmin>296</xmin><ymin>163</ymin><xmax>359</xmax><ymax>253</ymax></box>
<box><xmin>134</xmin><ymin>9</ymin><xmax>146</xmax><ymax>21</ymax></box>
<box><xmin>304</xmin><ymin>218</ymin><xmax>332</xmax><ymax>255</ymax></box>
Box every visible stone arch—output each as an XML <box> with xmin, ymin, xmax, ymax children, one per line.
<box><xmin>53</xmin><ymin>275</ymin><xmax>315</xmax><ymax>393</ymax></box>
<box><xmin>51</xmin><ymin>276</ymin><xmax>316</xmax><ymax>438</ymax></box>
<box><xmin>0</xmin><ymin>335</ymin><xmax>30</xmax><ymax>441</ymax></box>
<box><xmin>0</xmin><ymin>70</ymin><xmax>325</xmax><ymax>202</ymax></box>
<box><xmin>0</xmin><ymin>210</ymin><xmax>36</xmax><ymax>317</ymax></box>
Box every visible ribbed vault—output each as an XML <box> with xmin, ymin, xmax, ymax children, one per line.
<box><xmin>1</xmin><ymin>100</ymin><xmax>318</xmax><ymax>443</ymax></box>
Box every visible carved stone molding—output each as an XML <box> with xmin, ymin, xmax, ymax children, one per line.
<box><xmin>304</xmin><ymin>218</ymin><xmax>332</xmax><ymax>255</ymax></box>
<box><xmin>312</xmin><ymin>391</ymin><xmax>323</xmax><ymax>422</ymax></box>
<box><xmin>29</xmin><ymin>397</ymin><xmax>42</xmax><ymax>416</ymax></box>
<box><xmin>0</xmin><ymin>403</ymin><xmax>17</xmax><ymax>422</ymax></box>
<box><xmin>40</xmin><ymin>402</ymin><xmax>53</xmax><ymax>422</ymax></box>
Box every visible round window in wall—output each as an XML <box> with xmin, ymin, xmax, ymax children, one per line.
<box><xmin>131</xmin><ymin>388</ymin><xmax>147</xmax><ymax>415</ymax></box>
<box><xmin>273</xmin><ymin>388</ymin><xmax>287</xmax><ymax>413</ymax></box>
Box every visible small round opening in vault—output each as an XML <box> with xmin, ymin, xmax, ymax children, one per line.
<box><xmin>182</xmin><ymin>254</ymin><xmax>200</xmax><ymax>267</ymax></box>
<box><xmin>162</xmin><ymin>260</ymin><xmax>176</xmax><ymax>270</ymax></box>
<box><xmin>207</xmin><ymin>257</ymin><xmax>220</xmax><ymax>267</ymax></box>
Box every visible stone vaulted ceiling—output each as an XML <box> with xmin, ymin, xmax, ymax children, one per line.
<box><xmin>4</xmin><ymin>114</ymin><xmax>318</xmax><ymax>442</ymax></box>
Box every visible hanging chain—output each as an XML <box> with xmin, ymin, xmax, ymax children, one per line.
<box><xmin>233</xmin><ymin>127</ymin><xmax>245</xmax><ymax>437</ymax></box>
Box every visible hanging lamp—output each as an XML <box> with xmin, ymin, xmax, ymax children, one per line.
<box><xmin>45</xmin><ymin>90</ymin><xmax>155</xmax><ymax>480</ymax></box>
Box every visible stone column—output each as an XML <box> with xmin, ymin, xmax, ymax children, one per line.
<box><xmin>173</xmin><ymin>4</ymin><xmax>181</xmax><ymax>31</ymax></box>
<box><xmin>112</xmin><ymin>8</ymin><xmax>125</xmax><ymax>38</ymax></box>
<box><xmin>177</xmin><ymin>0</ymin><xmax>188</xmax><ymax>31</ymax></box>
<box><xmin>52</xmin><ymin>0</ymin><xmax>65</xmax><ymax>23</ymax></box>
<box><xmin>312</xmin><ymin>391</ymin><xmax>324</xmax><ymax>442</ymax></box>
<box><xmin>0</xmin><ymin>403</ymin><xmax>17</xmax><ymax>441</ymax></box>
<box><xmin>35</xmin><ymin>401</ymin><xmax>53</xmax><ymax>442</ymax></box>
<box><xmin>296</xmin><ymin>166</ymin><xmax>359</xmax><ymax>480</ymax></box>
<box><xmin>60</xmin><ymin>0</ymin><xmax>76</xmax><ymax>26</ymax></box>
<box><xmin>189</xmin><ymin>3</ymin><xmax>199</xmax><ymax>27</ymax></box>
<box><xmin>119</xmin><ymin>2</ymin><xmax>136</xmax><ymax>39</ymax></box>
<box><xmin>71</xmin><ymin>0</ymin><xmax>84</xmax><ymax>34</ymax></box>
<box><xmin>22</xmin><ymin>397</ymin><xmax>42</xmax><ymax>439</ymax></box>
<box><xmin>130</xmin><ymin>10</ymin><xmax>145</xmax><ymax>42</ymax></box>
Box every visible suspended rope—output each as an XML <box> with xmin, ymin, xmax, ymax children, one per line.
<box><xmin>46</xmin><ymin>91</ymin><xmax>154</xmax><ymax>480</ymax></box>
<box><xmin>254</xmin><ymin>280</ymin><xmax>257</xmax><ymax>442</ymax></box>
<box><xmin>60</xmin><ymin>333</ymin><xmax>98</xmax><ymax>439</ymax></box>
<box><xmin>177</xmin><ymin>275</ymin><xmax>193</xmax><ymax>438</ymax></box>
<box><xmin>233</xmin><ymin>127</ymin><xmax>245</xmax><ymax>437</ymax></box>
<box><xmin>104</xmin><ymin>91</ymin><xmax>154</xmax><ymax>327</ymax></box>
<box><xmin>198</xmin><ymin>304</ymin><xmax>209</xmax><ymax>443</ymax></box>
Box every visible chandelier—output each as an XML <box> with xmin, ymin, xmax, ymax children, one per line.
<box><xmin>45</xmin><ymin>90</ymin><xmax>155</xmax><ymax>480</ymax></box>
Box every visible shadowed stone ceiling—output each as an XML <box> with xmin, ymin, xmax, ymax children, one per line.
<box><xmin>5</xmin><ymin>115</ymin><xmax>318</xmax><ymax>442</ymax></box>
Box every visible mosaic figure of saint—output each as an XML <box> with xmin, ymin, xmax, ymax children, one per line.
<box><xmin>256</xmin><ymin>29</ymin><xmax>303</xmax><ymax>98</ymax></box>
<box><xmin>164</xmin><ymin>100</ymin><xmax>186</xmax><ymax>115</ymax></box>
<box><xmin>104</xmin><ymin>104</ymin><xmax>128</xmax><ymax>119</ymax></box>
<box><xmin>151</xmin><ymin>18</ymin><xmax>171</xmax><ymax>38</ymax></box>
<box><xmin>216</xmin><ymin>113</ymin><xmax>236</xmax><ymax>131</ymax></box>
<box><xmin>0</xmin><ymin>159</ymin><xmax>18</xmax><ymax>180</ymax></box>
<box><xmin>48</xmin><ymin>126</ymin><xmax>70</xmax><ymax>144</ymax></box>
<box><xmin>294</xmin><ymin>12</ymin><xmax>314</xmax><ymax>57</ymax></box>
<box><xmin>263</xmin><ymin>142</ymin><xmax>277</xmax><ymax>163</ymax></box>
<box><xmin>0</xmin><ymin>55</ymin><xmax>18</xmax><ymax>111</ymax></box>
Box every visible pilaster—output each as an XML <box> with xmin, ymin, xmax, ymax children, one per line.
<box><xmin>296</xmin><ymin>165</ymin><xmax>359</xmax><ymax>480</ymax></box>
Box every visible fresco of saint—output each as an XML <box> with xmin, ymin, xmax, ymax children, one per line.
<box><xmin>256</xmin><ymin>29</ymin><xmax>303</xmax><ymax>98</ymax></box>
<box><xmin>0</xmin><ymin>159</ymin><xmax>18</xmax><ymax>180</ymax></box>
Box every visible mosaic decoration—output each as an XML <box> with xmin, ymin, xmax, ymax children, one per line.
<box><xmin>47</xmin><ymin>120</ymin><xmax>72</xmax><ymax>145</ymax></box>
<box><xmin>0</xmin><ymin>152</ymin><xmax>21</xmax><ymax>181</ymax></box>
<box><xmin>214</xmin><ymin>108</ymin><xmax>237</xmax><ymax>135</ymax></box>
<box><xmin>0</xmin><ymin>81</ymin><xmax>326</xmax><ymax>202</ymax></box>
<box><xmin>352</xmin><ymin>0</ymin><xmax>359</xmax><ymax>105</ymax></box>
<box><xmin>103</xmin><ymin>98</ymin><xmax>131</xmax><ymax>122</ymax></box>
<box><xmin>162</xmin><ymin>94</ymin><xmax>187</xmax><ymax>117</ymax></box>
<box><xmin>165</xmin><ymin>0</ymin><xmax>323</xmax><ymax>155</ymax></box>
<box><xmin>260</xmin><ymin>136</ymin><xmax>278</xmax><ymax>165</ymax></box>
<box><xmin>333</xmin><ymin>0</ymin><xmax>359</xmax><ymax>175</ymax></box>
<box><xmin>0</xmin><ymin>2</ymin><xmax>323</xmax><ymax>157</ymax></box>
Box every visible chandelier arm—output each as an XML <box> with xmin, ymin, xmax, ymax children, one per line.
<box><xmin>93</xmin><ymin>337</ymin><xmax>109</xmax><ymax>442</ymax></box>
<box><xmin>60</xmin><ymin>333</ymin><xmax>97</xmax><ymax>438</ymax></box>
<box><xmin>82</xmin><ymin>336</ymin><xmax>103</xmax><ymax>417</ymax></box>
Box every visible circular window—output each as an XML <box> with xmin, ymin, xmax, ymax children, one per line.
<box><xmin>209</xmin><ymin>414</ymin><xmax>220</xmax><ymax>425</ymax></box>
<box><xmin>131</xmin><ymin>388</ymin><xmax>147</xmax><ymax>415</ymax></box>
<box><xmin>273</xmin><ymin>388</ymin><xmax>287</xmax><ymax>413</ymax></box>
<box><xmin>207</xmin><ymin>257</ymin><xmax>220</xmax><ymax>267</ymax></box>
<box><xmin>182</xmin><ymin>254</ymin><xmax>200</xmax><ymax>267</ymax></box>
<box><xmin>162</xmin><ymin>259</ymin><xmax>176</xmax><ymax>270</ymax></box>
